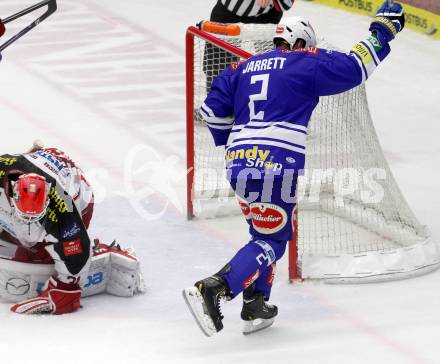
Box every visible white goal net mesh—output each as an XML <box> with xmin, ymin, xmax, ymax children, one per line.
<box><xmin>189</xmin><ymin>23</ymin><xmax>439</xmax><ymax>282</ymax></box>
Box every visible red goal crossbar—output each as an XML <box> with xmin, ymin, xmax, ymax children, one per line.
<box><xmin>185</xmin><ymin>25</ymin><xmax>301</xmax><ymax>281</ymax></box>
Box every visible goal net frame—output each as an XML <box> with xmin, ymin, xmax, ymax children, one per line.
<box><xmin>186</xmin><ymin>24</ymin><xmax>440</xmax><ymax>283</ymax></box>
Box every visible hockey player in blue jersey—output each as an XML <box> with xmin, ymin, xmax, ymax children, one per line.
<box><xmin>183</xmin><ymin>1</ymin><xmax>405</xmax><ymax>336</ymax></box>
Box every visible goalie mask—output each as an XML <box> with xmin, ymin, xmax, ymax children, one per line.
<box><xmin>11</xmin><ymin>173</ymin><xmax>51</xmax><ymax>224</ymax></box>
<box><xmin>274</xmin><ymin>17</ymin><xmax>317</xmax><ymax>49</ymax></box>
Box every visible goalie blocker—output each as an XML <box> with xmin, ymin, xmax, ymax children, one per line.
<box><xmin>0</xmin><ymin>239</ymin><xmax>146</xmax><ymax>303</ymax></box>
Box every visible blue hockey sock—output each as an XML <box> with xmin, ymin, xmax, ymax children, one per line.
<box><xmin>254</xmin><ymin>263</ymin><xmax>277</xmax><ymax>299</ymax></box>
<box><xmin>221</xmin><ymin>238</ymin><xmax>286</xmax><ymax>298</ymax></box>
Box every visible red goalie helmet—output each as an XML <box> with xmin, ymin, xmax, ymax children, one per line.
<box><xmin>11</xmin><ymin>173</ymin><xmax>51</xmax><ymax>223</ymax></box>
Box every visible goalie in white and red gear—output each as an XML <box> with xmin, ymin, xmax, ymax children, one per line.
<box><xmin>0</xmin><ymin>144</ymin><xmax>94</xmax><ymax>314</ymax></box>
<box><xmin>0</xmin><ymin>143</ymin><xmax>145</xmax><ymax>313</ymax></box>
<box><xmin>8</xmin><ymin>173</ymin><xmax>82</xmax><ymax>315</ymax></box>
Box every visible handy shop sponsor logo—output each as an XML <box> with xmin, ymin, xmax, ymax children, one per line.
<box><xmin>226</xmin><ymin>146</ymin><xmax>282</xmax><ymax>172</ymax></box>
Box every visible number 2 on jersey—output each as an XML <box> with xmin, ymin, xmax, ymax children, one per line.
<box><xmin>248</xmin><ymin>74</ymin><xmax>269</xmax><ymax>121</ymax></box>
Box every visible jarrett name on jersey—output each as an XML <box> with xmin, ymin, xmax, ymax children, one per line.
<box><xmin>200</xmin><ymin>40</ymin><xmax>389</xmax><ymax>179</ymax></box>
<box><xmin>0</xmin><ymin>149</ymin><xmax>93</xmax><ymax>279</ymax></box>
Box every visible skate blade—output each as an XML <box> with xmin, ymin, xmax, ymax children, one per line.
<box><xmin>242</xmin><ymin>317</ymin><xmax>275</xmax><ymax>335</ymax></box>
<box><xmin>182</xmin><ymin>287</ymin><xmax>217</xmax><ymax>337</ymax></box>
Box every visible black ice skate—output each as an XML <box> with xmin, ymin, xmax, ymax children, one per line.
<box><xmin>241</xmin><ymin>284</ymin><xmax>278</xmax><ymax>335</ymax></box>
<box><xmin>182</xmin><ymin>275</ymin><xmax>230</xmax><ymax>337</ymax></box>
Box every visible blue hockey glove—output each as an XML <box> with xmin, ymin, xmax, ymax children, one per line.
<box><xmin>370</xmin><ymin>1</ymin><xmax>405</xmax><ymax>42</ymax></box>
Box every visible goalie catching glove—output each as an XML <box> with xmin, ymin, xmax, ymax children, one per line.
<box><xmin>370</xmin><ymin>1</ymin><xmax>405</xmax><ymax>42</ymax></box>
<box><xmin>10</xmin><ymin>277</ymin><xmax>81</xmax><ymax>315</ymax></box>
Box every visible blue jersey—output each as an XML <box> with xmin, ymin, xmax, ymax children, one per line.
<box><xmin>200</xmin><ymin>35</ymin><xmax>390</xmax><ymax>179</ymax></box>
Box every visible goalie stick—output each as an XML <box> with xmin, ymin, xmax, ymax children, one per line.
<box><xmin>0</xmin><ymin>0</ymin><xmax>57</xmax><ymax>53</ymax></box>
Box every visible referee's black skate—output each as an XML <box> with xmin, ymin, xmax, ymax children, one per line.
<box><xmin>182</xmin><ymin>275</ymin><xmax>230</xmax><ymax>337</ymax></box>
<box><xmin>241</xmin><ymin>284</ymin><xmax>278</xmax><ymax>335</ymax></box>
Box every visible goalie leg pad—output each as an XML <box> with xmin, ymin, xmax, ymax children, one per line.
<box><xmin>107</xmin><ymin>249</ymin><xmax>146</xmax><ymax>297</ymax></box>
<box><xmin>0</xmin><ymin>258</ymin><xmax>54</xmax><ymax>303</ymax></box>
<box><xmin>0</xmin><ymin>242</ymin><xmax>146</xmax><ymax>302</ymax></box>
<box><xmin>83</xmin><ymin>242</ymin><xmax>146</xmax><ymax>297</ymax></box>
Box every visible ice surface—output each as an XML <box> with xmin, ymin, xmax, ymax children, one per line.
<box><xmin>0</xmin><ymin>0</ymin><xmax>439</xmax><ymax>363</ymax></box>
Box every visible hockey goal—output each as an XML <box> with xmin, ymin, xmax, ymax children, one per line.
<box><xmin>186</xmin><ymin>23</ymin><xmax>440</xmax><ymax>283</ymax></box>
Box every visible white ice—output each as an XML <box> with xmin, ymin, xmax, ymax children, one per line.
<box><xmin>0</xmin><ymin>0</ymin><xmax>439</xmax><ymax>363</ymax></box>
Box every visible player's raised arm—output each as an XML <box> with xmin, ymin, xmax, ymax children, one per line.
<box><xmin>315</xmin><ymin>1</ymin><xmax>405</xmax><ymax>96</ymax></box>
